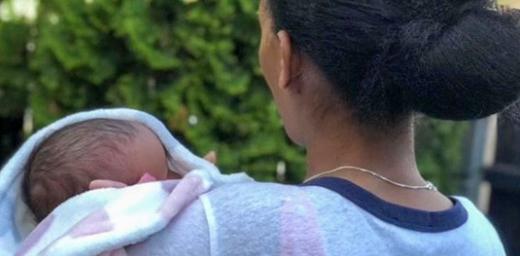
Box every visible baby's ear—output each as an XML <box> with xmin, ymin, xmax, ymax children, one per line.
<box><xmin>89</xmin><ymin>180</ymin><xmax>128</xmax><ymax>190</ymax></box>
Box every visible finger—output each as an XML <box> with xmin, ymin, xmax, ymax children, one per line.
<box><xmin>204</xmin><ymin>151</ymin><xmax>217</xmax><ymax>164</ymax></box>
<box><xmin>89</xmin><ymin>180</ymin><xmax>128</xmax><ymax>190</ymax></box>
<box><xmin>137</xmin><ymin>173</ymin><xmax>157</xmax><ymax>183</ymax></box>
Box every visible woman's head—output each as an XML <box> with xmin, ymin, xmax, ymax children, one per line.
<box><xmin>259</xmin><ymin>0</ymin><xmax>520</xmax><ymax>143</ymax></box>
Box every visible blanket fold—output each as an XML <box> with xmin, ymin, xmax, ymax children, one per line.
<box><xmin>0</xmin><ymin>108</ymin><xmax>252</xmax><ymax>256</ymax></box>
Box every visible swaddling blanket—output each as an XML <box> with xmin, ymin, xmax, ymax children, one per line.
<box><xmin>0</xmin><ymin>108</ymin><xmax>252</xmax><ymax>256</ymax></box>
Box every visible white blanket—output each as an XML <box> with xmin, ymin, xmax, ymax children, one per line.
<box><xmin>0</xmin><ymin>108</ymin><xmax>252</xmax><ymax>256</ymax></box>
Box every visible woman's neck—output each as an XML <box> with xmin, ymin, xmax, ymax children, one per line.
<box><xmin>304</xmin><ymin>115</ymin><xmax>455</xmax><ymax>211</ymax></box>
<box><xmin>305</xmin><ymin>117</ymin><xmax>425</xmax><ymax>186</ymax></box>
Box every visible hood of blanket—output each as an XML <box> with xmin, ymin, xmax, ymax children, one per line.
<box><xmin>0</xmin><ymin>108</ymin><xmax>218</xmax><ymax>254</ymax></box>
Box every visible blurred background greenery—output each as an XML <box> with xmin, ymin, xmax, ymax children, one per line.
<box><xmin>6</xmin><ymin>0</ymin><xmax>512</xmax><ymax>194</ymax></box>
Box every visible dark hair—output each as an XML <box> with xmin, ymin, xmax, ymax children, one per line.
<box><xmin>266</xmin><ymin>0</ymin><xmax>520</xmax><ymax>126</ymax></box>
<box><xmin>24</xmin><ymin>119</ymin><xmax>139</xmax><ymax>221</ymax></box>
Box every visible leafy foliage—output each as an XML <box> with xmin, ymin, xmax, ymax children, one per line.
<box><xmin>0</xmin><ymin>19</ymin><xmax>31</xmax><ymax>116</ymax></box>
<box><xmin>416</xmin><ymin>118</ymin><xmax>468</xmax><ymax>194</ymax></box>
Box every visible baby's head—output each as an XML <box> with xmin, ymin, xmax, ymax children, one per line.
<box><xmin>24</xmin><ymin>119</ymin><xmax>171</xmax><ymax>221</ymax></box>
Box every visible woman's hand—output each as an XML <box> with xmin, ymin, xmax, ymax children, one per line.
<box><xmin>88</xmin><ymin>151</ymin><xmax>218</xmax><ymax>190</ymax></box>
<box><xmin>204</xmin><ymin>151</ymin><xmax>217</xmax><ymax>165</ymax></box>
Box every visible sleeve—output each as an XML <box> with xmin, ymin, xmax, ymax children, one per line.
<box><xmin>125</xmin><ymin>199</ymin><xmax>210</xmax><ymax>256</ymax></box>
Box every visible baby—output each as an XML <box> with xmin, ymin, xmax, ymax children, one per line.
<box><xmin>23</xmin><ymin>119</ymin><xmax>179</xmax><ymax>222</ymax></box>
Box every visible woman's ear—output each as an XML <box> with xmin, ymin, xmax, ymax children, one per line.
<box><xmin>277</xmin><ymin>30</ymin><xmax>302</xmax><ymax>92</ymax></box>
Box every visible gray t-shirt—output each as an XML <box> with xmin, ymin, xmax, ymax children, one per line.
<box><xmin>128</xmin><ymin>177</ymin><xmax>505</xmax><ymax>256</ymax></box>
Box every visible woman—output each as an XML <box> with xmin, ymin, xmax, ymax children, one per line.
<box><xmin>128</xmin><ymin>0</ymin><xmax>518</xmax><ymax>255</ymax></box>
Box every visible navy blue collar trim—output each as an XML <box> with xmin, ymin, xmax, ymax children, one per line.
<box><xmin>303</xmin><ymin>177</ymin><xmax>468</xmax><ymax>233</ymax></box>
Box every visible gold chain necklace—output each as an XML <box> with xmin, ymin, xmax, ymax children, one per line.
<box><xmin>304</xmin><ymin>165</ymin><xmax>438</xmax><ymax>191</ymax></box>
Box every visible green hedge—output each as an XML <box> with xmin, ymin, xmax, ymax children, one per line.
<box><xmin>0</xmin><ymin>0</ymin><xmax>467</xmax><ymax>190</ymax></box>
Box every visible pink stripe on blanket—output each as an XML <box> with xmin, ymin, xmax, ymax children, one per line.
<box><xmin>16</xmin><ymin>214</ymin><xmax>55</xmax><ymax>256</ymax></box>
<box><xmin>69</xmin><ymin>210</ymin><xmax>114</xmax><ymax>238</ymax></box>
<box><xmin>159</xmin><ymin>175</ymin><xmax>204</xmax><ymax>219</ymax></box>
<box><xmin>280</xmin><ymin>190</ymin><xmax>326</xmax><ymax>256</ymax></box>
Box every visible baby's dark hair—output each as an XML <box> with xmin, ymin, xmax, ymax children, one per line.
<box><xmin>24</xmin><ymin>119</ymin><xmax>139</xmax><ymax>221</ymax></box>
<box><xmin>266</xmin><ymin>0</ymin><xmax>520</xmax><ymax>127</ymax></box>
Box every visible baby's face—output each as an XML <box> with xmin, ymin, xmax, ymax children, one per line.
<box><xmin>125</xmin><ymin>124</ymin><xmax>180</xmax><ymax>183</ymax></box>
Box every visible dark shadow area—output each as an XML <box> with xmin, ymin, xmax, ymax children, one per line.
<box><xmin>0</xmin><ymin>116</ymin><xmax>23</xmax><ymax>167</ymax></box>
<box><xmin>485</xmin><ymin>117</ymin><xmax>520</xmax><ymax>255</ymax></box>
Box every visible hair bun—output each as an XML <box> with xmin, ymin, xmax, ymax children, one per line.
<box><xmin>399</xmin><ymin>0</ymin><xmax>484</xmax><ymax>23</ymax></box>
<box><xmin>397</xmin><ymin>9</ymin><xmax>520</xmax><ymax>120</ymax></box>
